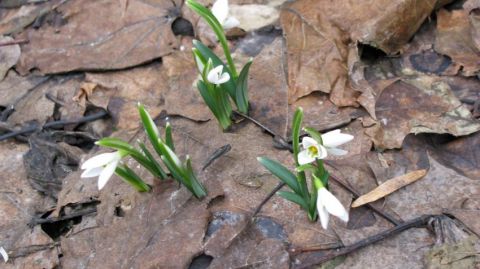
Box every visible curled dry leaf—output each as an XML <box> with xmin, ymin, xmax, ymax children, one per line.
<box><xmin>352</xmin><ymin>169</ymin><xmax>428</xmax><ymax>208</ymax></box>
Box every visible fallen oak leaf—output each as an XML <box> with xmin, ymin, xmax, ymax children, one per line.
<box><xmin>351</xmin><ymin>169</ymin><xmax>428</xmax><ymax>208</ymax></box>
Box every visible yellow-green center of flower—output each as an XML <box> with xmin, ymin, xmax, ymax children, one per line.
<box><xmin>308</xmin><ymin>145</ymin><xmax>318</xmax><ymax>157</ymax></box>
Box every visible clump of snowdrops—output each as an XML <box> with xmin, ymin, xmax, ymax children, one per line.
<box><xmin>258</xmin><ymin>108</ymin><xmax>353</xmax><ymax>229</ymax></box>
<box><xmin>187</xmin><ymin>0</ymin><xmax>253</xmax><ymax>130</ymax></box>
<box><xmin>81</xmin><ymin>104</ymin><xmax>207</xmax><ymax>199</ymax></box>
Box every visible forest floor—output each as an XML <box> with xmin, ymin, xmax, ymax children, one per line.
<box><xmin>0</xmin><ymin>0</ymin><xmax>479</xmax><ymax>268</ymax></box>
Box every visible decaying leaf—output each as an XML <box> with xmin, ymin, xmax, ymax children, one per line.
<box><xmin>0</xmin><ymin>70</ymin><xmax>48</xmax><ymax>107</ymax></box>
<box><xmin>352</xmin><ymin>169</ymin><xmax>428</xmax><ymax>208</ymax></box>
<box><xmin>280</xmin><ymin>0</ymin><xmax>453</xmax><ymax>108</ymax></box>
<box><xmin>0</xmin><ymin>142</ymin><xmax>58</xmax><ymax>268</ymax></box>
<box><xmin>0</xmin><ymin>36</ymin><xmax>21</xmax><ymax>81</ymax></box>
<box><xmin>435</xmin><ymin>9</ymin><xmax>480</xmax><ymax>76</ymax></box>
<box><xmin>16</xmin><ymin>0</ymin><xmax>179</xmax><ymax>74</ymax></box>
<box><xmin>7</xmin><ymin>75</ymin><xmax>83</xmax><ymax>127</ymax></box>
<box><xmin>365</xmin><ymin>77</ymin><xmax>480</xmax><ymax>149</ymax></box>
<box><xmin>0</xmin><ymin>0</ymin><xmax>64</xmax><ymax>35</ymax></box>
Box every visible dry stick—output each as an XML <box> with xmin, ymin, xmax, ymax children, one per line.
<box><xmin>252</xmin><ymin>182</ymin><xmax>285</xmax><ymax>217</ymax></box>
<box><xmin>294</xmin><ymin>215</ymin><xmax>435</xmax><ymax>269</ymax></box>
<box><xmin>0</xmin><ymin>39</ymin><xmax>28</xmax><ymax>47</ymax></box>
<box><xmin>235</xmin><ymin>111</ymin><xmax>402</xmax><ymax>225</ymax></box>
<box><xmin>0</xmin><ymin>110</ymin><xmax>108</xmax><ymax>141</ymax></box>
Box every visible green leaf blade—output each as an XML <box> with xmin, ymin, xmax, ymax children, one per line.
<box><xmin>235</xmin><ymin>60</ymin><xmax>252</xmax><ymax>114</ymax></box>
<box><xmin>257</xmin><ymin>157</ymin><xmax>300</xmax><ymax>194</ymax></box>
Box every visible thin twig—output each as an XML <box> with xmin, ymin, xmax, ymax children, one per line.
<box><xmin>0</xmin><ymin>39</ymin><xmax>28</xmax><ymax>47</ymax></box>
<box><xmin>233</xmin><ymin>111</ymin><xmax>277</xmax><ymax>137</ymax></box>
<box><xmin>28</xmin><ymin>207</ymin><xmax>97</xmax><ymax>227</ymax></box>
<box><xmin>8</xmin><ymin>242</ymin><xmax>60</xmax><ymax>259</ymax></box>
<box><xmin>294</xmin><ymin>215</ymin><xmax>436</xmax><ymax>269</ymax></box>
<box><xmin>202</xmin><ymin>144</ymin><xmax>231</xmax><ymax>170</ymax></box>
<box><xmin>0</xmin><ymin>110</ymin><xmax>108</xmax><ymax>141</ymax></box>
<box><xmin>252</xmin><ymin>182</ymin><xmax>285</xmax><ymax>217</ymax></box>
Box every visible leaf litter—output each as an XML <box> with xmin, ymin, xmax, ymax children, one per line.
<box><xmin>0</xmin><ymin>0</ymin><xmax>480</xmax><ymax>268</ymax></box>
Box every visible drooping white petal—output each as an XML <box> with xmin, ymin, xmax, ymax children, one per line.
<box><xmin>322</xmin><ymin>129</ymin><xmax>354</xmax><ymax>148</ymax></box>
<box><xmin>326</xmin><ymin>147</ymin><xmax>348</xmax><ymax>156</ymax></box>
<box><xmin>298</xmin><ymin>149</ymin><xmax>315</xmax><ymax>165</ymax></box>
<box><xmin>207</xmin><ymin>65</ymin><xmax>230</xmax><ymax>85</ymax></box>
<box><xmin>97</xmin><ymin>160</ymin><xmax>118</xmax><ymax>190</ymax></box>
<box><xmin>207</xmin><ymin>65</ymin><xmax>223</xmax><ymax>84</ymax></box>
<box><xmin>317</xmin><ymin>202</ymin><xmax>330</xmax><ymax>230</ymax></box>
<box><xmin>81</xmin><ymin>152</ymin><xmax>119</xmax><ymax>170</ymax></box>
<box><xmin>223</xmin><ymin>16</ymin><xmax>240</xmax><ymax>29</ymax></box>
<box><xmin>81</xmin><ymin>166</ymin><xmax>103</xmax><ymax>178</ymax></box>
<box><xmin>0</xmin><ymin>247</ymin><xmax>8</xmax><ymax>263</ymax></box>
<box><xmin>302</xmin><ymin>137</ymin><xmax>318</xmax><ymax>149</ymax></box>
<box><xmin>318</xmin><ymin>188</ymin><xmax>349</xmax><ymax>223</ymax></box>
<box><xmin>211</xmin><ymin>0</ymin><xmax>229</xmax><ymax>25</ymax></box>
<box><xmin>216</xmin><ymin>72</ymin><xmax>230</xmax><ymax>84</ymax></box>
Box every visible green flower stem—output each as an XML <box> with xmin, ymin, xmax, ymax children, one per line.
<box><xmin>186</xmin><ymin>0</ymin><xmax>238</xmax><ymax>77</ymax></box>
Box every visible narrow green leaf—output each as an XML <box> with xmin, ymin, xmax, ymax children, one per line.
<box><xmin>161</xmin><ymin>155</ymin><xmax>184</xmax><ymax>183</ymax></box>
<box><xmin>165</xmin><ymin>122</ymin><xmax>175</xmax><ymax>152</ymax></box>
<box><xmin>308</xmin><ymin>186</ymin><xmax>318</xmax><ymax>221</ymax></box>
<box><xmin>257</xmin><ymin>157</ymin><xmax>300</xmax><ymax>194</ymax></box>
<box><xmin>198</xmin><ymin>80</ymin><xmax>220</xmax><ymax>118</ymax></box>
<box><xmin>295</xmin><ymin>163</ymin><xmax>316</xmax><ymax>172</ymax></box>
<box><xmin>235</xmin><ymin>60</ymin><xmax>252</xmax><ymax>114</ymax></box>
<box><xmin>96</xmin><ymin>137</ymin><xmax>140</xmax><ymax>156</ymax></box>
<box><xmin>303</xmin><ymin>127</ymin><xmax>323</xmax><ymax>145</ymax></box>
<box><xmin>278</xmin><ymin>191</ymin><xmax>308</xmax><ymax>210</ymax></box>
<box><xmin>292</xmin><ymin>107</ymin><xmax>304</xmax><ymax>163</ymax></box>
<box><xmin>192</xmin><ymin>48</ymin><xmax>206</xmax><ymax>74</ymax></box>
<box><xmin>138</xmin><ymin>103</ymin><xmax>163</xmax><ymax>157</ymax></box>
<box><xmin>186</xmin><ymin>157</ymin><xmax>207</xmax><ymax>198</ymax></box>
<box><xmin>138</xmin><ymin>141</ymin><xmax>167</xmax><ymax>179</ymax></box>
<box><xmin>115</xmin><ymin>165</ymin><xmax>151</xmax><ymax>192</ymax></box>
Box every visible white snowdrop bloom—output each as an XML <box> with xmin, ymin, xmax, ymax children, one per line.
<box><xmin>316</xmin><ymin>187</ymin><xmax>349</xmax><ymax>229</ymax></box>
<box><xmin>211</xmin><ymin>0</ymin><xmax>240</xmax><ymax>29</ymax></box>
<box><xmin>207</xmin><ymin>65</ymin><xmax>230</xmax><ymax>85</ymax></box>
<box><xmin>0</xmin><ymin>247</ymin><xmax>8</xmax><ymax>263</ymax></box>
<box><xmin>298</xmin><ymin>129</ymin><xmax>354</xmax><ymax>165</ymax></box>
<box><xmin>81</xmin><ymin>151</ymin><xmax>123</xmax><ymax>190</ymax></box>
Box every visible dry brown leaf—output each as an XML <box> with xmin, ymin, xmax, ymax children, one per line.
<box><xmin>352</xmin><ymin>169</ymin><xmax>428</xmax><ymax>208</ymax></box>
<box><xmin>0</xmin><ymin>0</ymin><xmax>63</xmax><ymax>35</ymax></box>
<box><xmin>0</xmin><ymin>70</ymin><xmax>48</xmax><ymax>107</ymax></box>
<box><xmin>365</xmin><ymin>76</ymin><xmax>480</xmax><ymax>149</ymax></box>
<box><xmin>435</xmin><ymin>9</ymin><xmax>480</xmax><ymax>76</ymax></box>
<box><xmin>0</xmin><ymin>142</ymin><xmax>58</xmax><ymax>268</ymax></box>
<box><xmin>280</xmin><ymin>0</ymin><xmax>451</xmax><ymax>110</ymax></box>
<box><xmin>0</xmin><ymin>36</ymin><xmax>21</xmax><ymax>81</ymax></box>
<box><xmin>16</xmin><ymin>0</ymin><xmax>179</xmax><ymax>74</ymax></box>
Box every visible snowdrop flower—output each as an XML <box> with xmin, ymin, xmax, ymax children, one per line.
<box><xmin>81</xmin><ymin>151</ymin><xmax>123</xmax><ymax>190</ymax></box>
<box><xmin>211</xmin><ymin>0</ymin><xmax>239</xmax><ymax>29</ymax></box>
<box><xmin>298</xmin><ymin>129</ymin><xmax>354</xmax><ymax>165</ymax></box>
<box><xmin>207</xmin><ymin>65</ymin><xmax>230</xmax><ymax>85</ymax></box>
<box><xmin>0</xmin><ymin>247</ymin><xmax>8</xmax><ymax>263</ymax></box>
<box><xmin>317</xmin><ymin>187</ymin><xmax>349</xmax><ymax>229</ymax></box>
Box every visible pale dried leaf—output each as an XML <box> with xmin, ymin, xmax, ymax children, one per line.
<box><xmin>352</xmin><ymin>169</ymin><xmax>428</xmax><ymax>208</ymax></box>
